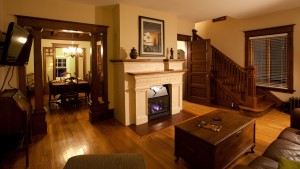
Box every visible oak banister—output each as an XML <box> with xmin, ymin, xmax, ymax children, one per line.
<box><xmin>212</xmin><ymin>46</ymin><xmax>244</xmax><ymax>69</ymax></box>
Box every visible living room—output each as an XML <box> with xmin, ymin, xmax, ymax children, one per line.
<box><xmin>1</xmin><ymin>0</ymin><xmax>300</xmax><ymax>168</ymax></box>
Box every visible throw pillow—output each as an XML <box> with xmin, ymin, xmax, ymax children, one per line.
<box><xmin>278</xmin><ymin>156</ymin><xmax>300</xmax><ymax>169</ymax></box>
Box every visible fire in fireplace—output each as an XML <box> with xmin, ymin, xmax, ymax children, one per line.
<box><xmin>148</xmin><ymin>85</ymin><xmax>170</xmax><ymax>120</ymax></box>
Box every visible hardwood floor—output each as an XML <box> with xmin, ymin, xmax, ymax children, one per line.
<box><xmin>1</xmin><ymin>99</ymin><xmax>290</xmax><ymax>169</ymax></box>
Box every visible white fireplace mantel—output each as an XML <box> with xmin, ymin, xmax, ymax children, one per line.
<box><xmin>128</xmin><ymin>70</ymin><xmax>185</xmax><ymax>125</ymax></box>
<box><xmin>111</xmin><ymin>59</ymin><xmax>186</xmax><ymax>126</ymax></box>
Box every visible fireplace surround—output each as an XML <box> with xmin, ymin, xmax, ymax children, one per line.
<box><xmin>111</xmin><ymin>59</ymin><xmax>186</xmax><ymax>125</ymax></box>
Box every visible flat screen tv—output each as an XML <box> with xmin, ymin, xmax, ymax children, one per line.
<box><xmin>0</xmin><ymin>22</ymin><xmax>33</xmax><ymax>66</ymax></box>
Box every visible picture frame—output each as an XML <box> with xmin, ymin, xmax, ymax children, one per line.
<box><xmin>139</xmin><ymin>16</ymin><xmax>165</xmax><ymax>57</ymax></box>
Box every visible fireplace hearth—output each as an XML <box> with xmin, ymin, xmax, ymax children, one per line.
<box><xmin>148</xmin><ymin>85</ymin><xmax>170</xmax><ymax>120</ymax></box>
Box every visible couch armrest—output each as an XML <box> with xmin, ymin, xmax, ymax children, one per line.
<box><xmin>291</xmin><ymin>108</ymin><xmax>300</xmax><ymax>130</ymax></box>
<box><xmin>232</xmin><ymin>165</ymin><xmax>253</xmax><ymax>169</ymax></box>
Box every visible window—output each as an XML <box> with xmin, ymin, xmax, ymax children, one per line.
<box><xmin>245</xmin><ymin>25</ymin><xmax>294</xmax><ymax>93</ymax></box>
<box><xmin>56</xmin><ymin>58</ymin><xmax>67</xmax><ymax>77</ymax></box>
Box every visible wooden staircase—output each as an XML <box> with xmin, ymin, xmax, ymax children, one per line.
<box><xmin>192</xmin><ymin>30</ymin><xmax>280</xmax><ymax>117</ymax></box>
<box><xmin>211</xmin><ymin>47</ymin><xmax>276</xmax><ymax>117</ymax></box>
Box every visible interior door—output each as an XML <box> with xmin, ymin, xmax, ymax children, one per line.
<box><xmin>187</xmin><ymin>39</ymin><xmax>211</xmax><ymax>105</ymax></box>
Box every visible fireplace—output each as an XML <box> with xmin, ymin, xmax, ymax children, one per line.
<box><xmin>111</xmin><ymin>59</ymin><xmax>186</xmax><ymax>125</ymax></box>
<box><xmin>148</xmin><ymin>85</ymin><xmax>170</xmax><ymax>120</ymax></box>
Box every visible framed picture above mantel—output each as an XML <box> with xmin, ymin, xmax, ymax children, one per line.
<box><xmin>139</xmin><ymin>16</ymin><xmax>165</xmax><ymax>57</ymax></box>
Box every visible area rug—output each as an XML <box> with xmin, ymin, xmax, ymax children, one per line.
<box><xmin>128</xmin><ymin>111</ymin><xmax>196</xmax><ymax>136</ymax></box>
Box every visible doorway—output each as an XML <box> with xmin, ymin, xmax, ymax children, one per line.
<box><xmin>177</xmin><ymin>34</ymin><xmax>191</xmax><ymax>101</ymax></box>
<box><xmin>177</xmin><ymin>41</ymin><xmax>188</xmax><ymax>100</ymax></box>
<box><xmin>43</xmin><ymin>42</ymin><xmax>88</xmax><ymax>95</ymax></box>
<box><xmin>17</xmin><ymin>15</ymin><xmax>109</xmax><ymax>134</ymax></box>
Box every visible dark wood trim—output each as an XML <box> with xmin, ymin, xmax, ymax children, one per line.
<box><xmin>32</xmin><ymin>26</ymin><xmax>47</xmax><ymax>135</ymax></box>
<box><xmin>42</xmin><ymin>47</ymin><xmax>54</xmax><ymax>88</ymax></box>
<box><xmin>127</xmin><ymin>70</ymin><xmax>186</xmax><ymax>76</ymax></box>
<box><xmin>16</xmin><ymin>15</ymin><xmax>109</xmax><ymax>131</ymax></box>
<box><xmin>244</xmin><ymin>24</ymin><xmax>294</xmax><ymax>93</ymax></box>
<box><xmin>75</xmin><ymin>56</ymin><xmax>79</xmax><ymax>77</ymax></box>
<box><xmin>53</xmin><ymin>48</ymin><xmax>56</xmax><ymax>78</ymax></box>
<box><xmin>41</xmin><ymin>31</ymin><xmax>91</xmax><ymax>41</ymax></box>
<box><xmin>212</xmin><ymin>16</ymin><xmax>227</xmax><ymax>22</ymax></box>
<box><xmin>52</xmin><ymin>43</ymin><xmax>79</xmax><ymax>48</ymax></box>
<box><xmin>42</xmin><ymin>47</ymin><xmax>47</xmax><ymax>89</ymax></box>
<box><xmin>163</xmin><ymin>59</ymin><xmax>187</xmax><ymax>62</ymax></box>
<box><xmin>244</xmin><ymin>25</ymin><xmax>295</xmax><ymax>38</ymax></box>
<box><xmin>110</xmin><ymin>59</ymin><xmax>163</xmax><ymax>62</ymax></box>
<box><xmin>177</xmin><ymin>34</ymin><xmax>191</xmax><ymax>41</ymax></box>
<box><xmin>82</xmin><ymin>48</ymin><xmax>86</xmax><ymax>78</ymax></box>
<box><xmin>16</xmin><ymin>15</ymin><xmax>108</xmax><ymax>33</ymax></box>
<box><xmin>110</xmin><ymin>59</ymin><xmax>186</xmax><ymax>63</ymax></box>
<box><xmin>101</xmin><ymin>33</ymin><xmax>108</xmax><ymax>103</ymax></box>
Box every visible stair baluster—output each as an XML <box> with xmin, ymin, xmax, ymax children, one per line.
<box><xmin>211</xmin><ymin>47</ymin><xmax>253</xmax><ymax>101</ymax></box>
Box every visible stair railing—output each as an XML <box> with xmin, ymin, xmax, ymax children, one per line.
<box><xmin>192</xmin><ymin>29</ymin><xmax>257</xmax><ymax>107</ymax></box>
<box><xmin>211</xmin><ymin>47</ymin><xmax>248</xmax><ymax>99</ymax></box>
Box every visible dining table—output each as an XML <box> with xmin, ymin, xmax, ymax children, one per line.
<box><xmin>49</xmin><ymin>79</ymin><xmax>91</xmax><ymax>102</ymax></box>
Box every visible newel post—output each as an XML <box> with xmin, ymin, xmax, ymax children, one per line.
<box><xmin>245</xmin><ymin>66</ymin><xmax>256</xmax><ymax>98</ymax></box>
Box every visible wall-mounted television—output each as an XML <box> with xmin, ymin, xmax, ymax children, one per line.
<box><xmin>0</xmin><ymin>22</ymin><xmax>33</xmax><ymax>66</ymax></box>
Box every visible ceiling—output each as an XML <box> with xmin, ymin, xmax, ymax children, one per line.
<box><xmin>65</xmin><ymin>0</ymin><xmax>300</xmax><ymax>22</ymax></box>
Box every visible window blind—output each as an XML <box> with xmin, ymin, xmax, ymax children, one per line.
<box><xmin>250</xmin><ymin>34</ymin><xmax>288</xmax><ymax>89</ymax></box>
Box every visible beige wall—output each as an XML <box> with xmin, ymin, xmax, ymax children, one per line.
<box><xmin>3</xmin><ymin>0</ymin><xmax>95</xmax><ymax>27</ymax></box>
<box><xmin>95</xmin><ymin>5</ymin><xmax>119</xmax><ymax>109</ymax></box>
<box><xmin>118</xmin><ymin>4</ymin><xmax>178</xmax><ymax>59</ymax></box>
<box><xmin>177</xmin><ymin>18</ymin><xmax>194</xmax><ymax>36</ymax></box>
<box><xmin>195</xmin><ymin>7</ymin><xmax>300</xmax><ymax>101</ymax></box>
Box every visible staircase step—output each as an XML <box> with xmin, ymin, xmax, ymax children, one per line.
<box><xmin>256</xmin><ymin>94</ymin><xmax>265</xmax><ymax>103</ymax></box>
<box><xmin>239</xmin><ymin>101</ymin><xmax>275</xmax><ymax>117</ymax></box>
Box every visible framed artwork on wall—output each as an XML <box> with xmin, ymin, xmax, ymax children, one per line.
<box><xmin>139</xmin><ymin>16</ymin><xmax>165</xmax><ymax>57</ymax></box>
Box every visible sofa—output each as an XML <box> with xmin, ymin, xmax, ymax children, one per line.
<box><xmin>63</xmin><ymin>153</ymin><xmax>147</xmax><ymax>169</ymax></box>
<box><xmin>233</xmin><ymin>108</ymin><xmax>300</xmax><ymax>169</ymax></box>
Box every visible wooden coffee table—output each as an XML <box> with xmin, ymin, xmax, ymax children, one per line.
<box><xmin>175</xmin><ymin>109</ymin><xmax>255</xmax><ymax>169</ymax></box>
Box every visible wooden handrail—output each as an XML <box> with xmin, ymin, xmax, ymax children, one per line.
<box><xmin>192</xmin><ymin>29</ymin><xmax>256</xmax><ymax>105</ymax></box>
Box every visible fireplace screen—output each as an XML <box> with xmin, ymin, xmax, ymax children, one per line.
<box><xmin>148</xmin><ymin>85</ymin><xmax>170</xmax><ymax>120</ymax></box>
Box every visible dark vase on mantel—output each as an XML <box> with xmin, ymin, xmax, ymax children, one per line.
<box><xmin>130</xmin><ymin>47</ymin><xmax>138</xmax><ymax>59</ymax></box>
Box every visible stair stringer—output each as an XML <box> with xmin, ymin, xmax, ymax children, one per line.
<box><xmin>212</xmin><ymin>78</ymin><xmax>246</xmax><ymax>109</ymax></box>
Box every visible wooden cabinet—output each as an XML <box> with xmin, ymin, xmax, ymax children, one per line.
<box><xmin>0</xmin><ymin>89</ymin><xmax>32</xmax><ymax>167</ymax></box>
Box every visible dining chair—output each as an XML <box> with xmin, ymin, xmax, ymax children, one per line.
<box><xmin>61</xmin><ymin>77</ymin><xmax>79</xmax><ymax>107</ymax></box>
<box><xmin>48</xmin><ymin>81</ymin><xmax>61</xmax><ymax>108</ymax></box>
